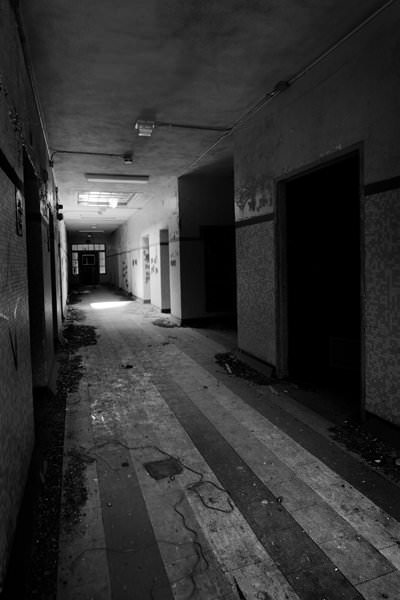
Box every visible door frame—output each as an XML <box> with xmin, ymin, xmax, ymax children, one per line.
<box><xmin>275</xmin><ymin>144</ymin><xmax>365</xmax><ymax>417</ymax></box>
<box><xmin>78</xmin><ymin>251</ymin><xmax>99</xmax><ymax>285</ymax></box>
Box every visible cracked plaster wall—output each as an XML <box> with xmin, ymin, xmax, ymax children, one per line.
<box><xmin>236</xmin><ymin>221</ymin><xmax>275</xmax><ymax>364</ymax></box>
<box><xmin>365</xmin><ymin>189</ymin><xmax>400</xmax><ymax>426</ymax></box>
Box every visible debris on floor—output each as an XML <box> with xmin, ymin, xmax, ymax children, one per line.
<box><xmin>66</xmin><ymin>307</ymin><xmax>86</xmax><ymax>322</ymax></box>
<box><xmin>63</xmin><ymin>322</ymin><xmax>97</xmax><ymax>351</ymax></box>
<box><xmin>144</xmin><ymin>457</ymin><xmax>183</xmax><ymax>480</ymax></box>
<box><xmin>330</xmin><ymin>419</ymin><xmax>400</xmax><ymax>485</ymax></box>
<box><xmin>152</xmin><ymin>317</ymin><xmax>178</xmax><ymax>328</ymax></box>
<box><xmin>215</xmin><ymin>352</ymin><xmax>273</xmax><ymax>385</ymax></box>
<box><xmin>61</xmin><ymin>448</ymin><xmax>90</xmax><ymax>533</ymax></box>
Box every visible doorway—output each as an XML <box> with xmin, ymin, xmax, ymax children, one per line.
<box><xmin>160</xmin><ymin>229</ymin><xmax>171</xmax><ymax>312</ymax></box>
<box><xmin>280</xmin><ymin>152</ymin><xmax>361</xmax><ymax>398</ymax></box>
<box><xmin>79</xmin><ymin>252</ymin><xmax>99</xmax><ymax>285</ymax></box>
<box><xmin>202</xmin><ymin>225</ymin><xmax>237</xmax><ymax>313</ymax></box>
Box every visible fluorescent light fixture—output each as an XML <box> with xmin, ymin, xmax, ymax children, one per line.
<box><xmin>77</xmin><ymin>191</ymin><xmax>139</xmax><ymax>208</ymax></box>
<box><xmin>134</xmin><ymin>120</ymin><xmax>155</xmax><ymax>137</ymax></box>
<box><xmin>85</xmin><ymin>174</ymin><xmax>149</xmax><ymax>184</ymax></box>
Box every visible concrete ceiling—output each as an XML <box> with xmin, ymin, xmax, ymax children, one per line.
<box><xmin>20</xmin><ymin>0</ymin><xmax>384</xmax><ymax>232</ymax></box>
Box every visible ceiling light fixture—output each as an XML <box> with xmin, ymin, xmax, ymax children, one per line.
<box><xmin>134</xmin><ymin>118</ymin><xmax>230</xmax><ymax>137</ymax></box>
<box><xmin>85</xmin><ymin>174</ymin><xmax>149</xmax><ymax>184</ymax></box>
<box><xmin>134</xmin><ymin>120</ymin><xmax>156</xmax><ymax>137</ymax></box>
<box><xmin>49</xmin><ymin>149</ymin><xmax>133</xmax><ymax>167</ymax></box>
<box><xmin>157</xmin><ymin>120</ymin><xmax>230</xmax><ymax>133</ymax></box>
<box><xmin>77</xmin><ymin>191</ymin><xmax>139</xmax><ymax>207</ymax></box>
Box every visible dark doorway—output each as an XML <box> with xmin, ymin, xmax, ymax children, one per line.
<box><xmin>160</xmin><ymin>229</ymin><xmax>171</xmax><ymax>312</ymax></box>
<box><xmin>78</xmin><ymin>252</ymin><xmax>99</xmax><ymax>285</ymax></box>
<box><xmin>202</xmin><ymin>225</ymin><xmax>236</xmax><ymax>313</ymax></box>
<box><xmin>282</xmin><ymin>152</ymin><xmax>361</xmax><ymax>397</ymax></box>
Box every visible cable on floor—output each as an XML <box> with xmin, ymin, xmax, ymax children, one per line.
<box><xmin>78</xmin><ymin>438</ymin><xmax>236</xmax><ymax>598</ymax></box>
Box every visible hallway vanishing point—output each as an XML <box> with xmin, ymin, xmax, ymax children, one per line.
<box><xmin>57</xmin><ymin>287</ymin><xmax>400</xmax><ymax>600</ymax></box>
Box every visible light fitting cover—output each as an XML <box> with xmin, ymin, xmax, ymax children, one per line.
<box><xmin>85</xmin><ymin>174</ymin><xmax>149</xmax><ymax>184</ymax></box>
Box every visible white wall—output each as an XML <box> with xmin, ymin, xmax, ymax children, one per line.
<box><xmin>109</xmin><ymin>177</ymin><xmax>180</xmax><ymax>315</ymax></box>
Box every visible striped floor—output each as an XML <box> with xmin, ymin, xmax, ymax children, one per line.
<box><xmin>57</xmin><ymin>287</ymin><xmax>400</xmax><ymax>600</ymax></box>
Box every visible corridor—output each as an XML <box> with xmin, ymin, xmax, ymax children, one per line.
<box><xmin>55</xmin><ymin>287</ymin><xmax>400</xmax><ymax>600</ymax></box>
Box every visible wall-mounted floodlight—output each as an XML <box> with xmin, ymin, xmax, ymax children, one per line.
<box><xmin>85</xmin><ymin>174</ymin><xmax>149</xmax><ymax>184</ymax></box>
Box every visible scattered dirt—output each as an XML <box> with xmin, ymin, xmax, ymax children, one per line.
<box><xmin>66</xmin><ymin>307</ymin><xmax>86</xmax><ymax>322</ymax></box>
<box><xmin>152</xmin><ymin>317</ymin><xmax>178</xmax><ymax>328</ymax></box>
<box><xmin>329</xmin><ymin>419</ymin><xmax>400</xmax><ymax>486</ymax></box>
<box><xmin>216</xmin><ymin>353</ymin><xmax>400</xmax><ymax>487</ymax></box>
<box><xmin>215</xmin><ymin>352</ymin><xmax>273</xmax><ymax>385</ymax></box>
<box><xmin>61</xmin><ymin>448</ymin><xmax>94</xmax><ymax>534</ymax></box>
<box><xmin>2</xmin><ymin>308</ymin><xmax>97</xmax><ymax>599</ymax></box>
<box><xmin>63</xmin><ymin>321</ymin><xmax>97</xmax><ymax>353</ymax></box>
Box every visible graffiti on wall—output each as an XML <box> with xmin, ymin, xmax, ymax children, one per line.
<box><xmin>150</xmin><ymin>255</ymin><xmax>158</xmax><ymax>275</ymax></box>
<box><xmin>122</xmin><ymin>259</ymin><xmax>129</xmax><ymax>289</ymax></box>
<box><xmin>143</xmin><ymin>249</ymin><xmax>150</xmax><ymax>283</ymax></box>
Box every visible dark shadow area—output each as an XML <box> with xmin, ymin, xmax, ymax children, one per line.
<box><xmin>182</xmin><ymin>315</ymin><xmax>237</xmax><ymax>329</ymax></box>
<box><xmin>2</xmin><ymin>386</ymin><xmax>66</xmax><ymax>600</ymax></box>
<box><xmin>284</xmin><ymin>152</ymin><xmax>361</xmax><ymax>409</ymax></box>
<box><xmin>202</xmin><ymin>225</ymin><xmax>237</xmax><ymax>314</ymax></box>
<box><xmin>178</xmin><ymin>171</ymin><xmax>237</xmax><ymax>323</ymax></box>
<box><xmin>23</xmin><ymin>150</ymin><xmax>47</xmax><ymax>387</ymax></box>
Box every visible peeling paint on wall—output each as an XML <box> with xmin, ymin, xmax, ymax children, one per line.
<box><xmin>235</xmin><ymin>175</ymin><xmax>274</xmax><ymax>220</ymax></box>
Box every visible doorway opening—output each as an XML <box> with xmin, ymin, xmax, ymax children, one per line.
<box><xmin>202</xmin><ymin>225</ymin><xmax>237</xmax><ymax>314</ymax></box>
<box><xmin>279</xmin><ymin>152</ymin><xmax>362</xmax><ymax>412</ymax></box>
<box><xmin>79</xmin><ymin>252</ymin><xmax>99</xmax><ymax>285</ymax></box>
<box><xmin>160</xmin><ymin>229</ymin><xmax>171</xmax><ymax>312</ymax></box>
<box><xmin>70</xmin><ymin>243</ymin><xmax>106</xmax><ymax>287</ymax></box>
<box><xmin>142</xmin><ymin>236</ymin><xmax>151</xmax><ymax>302</ymax></box>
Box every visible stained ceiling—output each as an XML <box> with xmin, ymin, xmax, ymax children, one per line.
<box><xmin>20</xmin><ymin>0</ymin><xmax>385</xmax><ymax>232</ymax></box>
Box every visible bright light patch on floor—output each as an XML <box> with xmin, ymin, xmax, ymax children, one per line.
<box><xmin>90</xmin><ymin>301</ymin><xmax>132</xmax><ymax>310</ymax></box>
